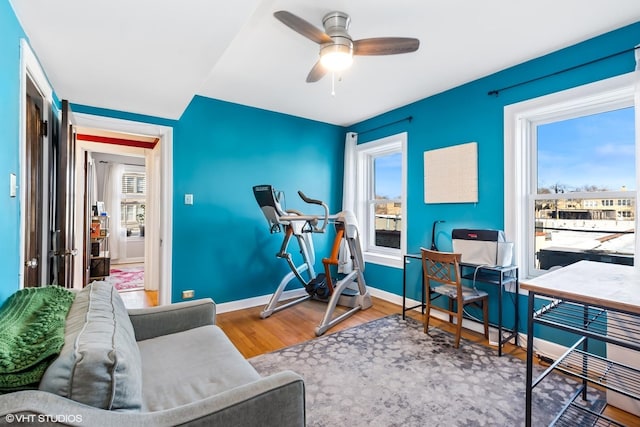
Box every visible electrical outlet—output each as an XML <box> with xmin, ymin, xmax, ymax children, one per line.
<box><xmin>184</xmin><ymin>194</ymin><xmax>193</xmax><ymax>205</ymax></box>
<box><xmin>182</xmin><ymin>290</ymin><xmax>195</xmax><ymax>299</ymax></box>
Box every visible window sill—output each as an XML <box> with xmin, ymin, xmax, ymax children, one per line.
<box><xmin>363</xmin><ymin>251</ymin><xmax>403</xmax><ymax>269</ymax></box>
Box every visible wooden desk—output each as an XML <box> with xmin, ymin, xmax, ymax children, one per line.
<box><xmin>521</xmin><ymin>261</ymin><xmax>640</xmax><ymax>426</ymax></box>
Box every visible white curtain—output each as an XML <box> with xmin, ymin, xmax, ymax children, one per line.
<box><xmin>342</xmin><ymin>132</ymin><xmax>358</xmax><ymax>212</ymax></box>
<box><xmin>634</xmin><ymin>45</ymin><xmax>640</xmax><ymax>272</ymax></box>
<box><xmin>338</xmin><ymin>132</ymin><xmax>358</xmax><ymax>273</ymax></box>
<box><xmin>104</xmin><ymin>163</ymin><xmax>126</xmax><ymax>262</ymax></box>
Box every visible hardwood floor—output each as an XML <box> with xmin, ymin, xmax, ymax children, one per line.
<box><xmin>119</xmin><ymin>289</ymin><xmax>157</xmax><ymax>308</ymax></box>
<box><xmin>217</xmin><ymin>296</ymin><xmax>638</xmax><ymax>426</ymax></box>
<box><xmin>217</xmin><ymin>297</ymin><xmax>402</xmax><ymax>359</ymax></box>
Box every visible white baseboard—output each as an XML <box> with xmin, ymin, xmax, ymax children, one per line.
<box><xmin>216</xmin><ymin>288</ymin><xmax>307</xmax><ymax>314</ymax></box>
<box><xmin>397</xmin><ymin>293</ymin><xmax>489</xmax><ymax>334</ymax></box>
<box><xmin>113</xmin><ymin>258</ymin><xmax>145</xmax><ymax>265</ymax></box>
<box><xmin>518</xmin><ymin>333</ymin><xmax>569</xmax><ymax>361</ymax></box>
<box><xmin>367</xmin><ymin>286</ymin><xmax>406</xmax><ymax>306</ymax></box>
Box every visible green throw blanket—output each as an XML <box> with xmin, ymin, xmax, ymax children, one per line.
<box><xmin>0</xmin><ymin>286</ymin><xmax>75</xmax><ymax>392</ymax></box>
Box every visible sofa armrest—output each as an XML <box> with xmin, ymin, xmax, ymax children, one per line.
<box><xmin>0</xmin><ymin>371</ymin><xmax>305</xmax><ymax>427</ymax></box>
<box><xmin>154</xmin><ymin>370</ymin><xmax>305</xmax><ymax>427</ymax></box>
<box><xmin>128</xmin><ymin>298</ymin><xmax>216</xmax><ymax>341</ymax></box>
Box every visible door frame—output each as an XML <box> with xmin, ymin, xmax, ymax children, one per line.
<box><xmin>73</xmin><ymin>114</ymin><xmax>173</xmax><ymax>306</ymax></box>
<box><xmin>18</xmin><ymin>39</ymin><xmax>53</xmax><ymax>288</ymax></box>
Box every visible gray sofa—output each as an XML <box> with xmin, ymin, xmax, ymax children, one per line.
<box><xmin>0</xmin><ymin>282</ymin><xmax>305</xmax><ymax>426</ymax></box>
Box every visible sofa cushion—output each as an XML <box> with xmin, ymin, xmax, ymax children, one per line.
<box><xmin>137</xmin><ymin>325</ymin><xmax>261</xmax><ymax>411</ymax></box>
<box><xmin>39</xmin><ymin>281</ymin><xmax>142</xmax><ymax>411</ymax></box>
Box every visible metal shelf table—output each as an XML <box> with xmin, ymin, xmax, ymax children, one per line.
<box><xmin>522</xmin><ymin>260</ymin><xmax>640</xmax><ymax>427</ymax></box>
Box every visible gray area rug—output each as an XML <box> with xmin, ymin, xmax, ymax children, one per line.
<box><xmin>249</xmin><ymin>314</ymin><xmax>604</xmax><ymax>427</ymax></box>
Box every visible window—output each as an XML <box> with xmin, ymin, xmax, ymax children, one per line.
<box><xmin>121</xmin><ymin>171</ymin><xmax>146</xmax><ymax>237</ymax></box>
<box><xmin>534</xmin><ymin>107</ymin><xmax>635</xmax><ymax>271</ymax></box>
<box><xmin>505</xmin><ymin>73</ymin><xmax>637</xmax><ymax>278</ymax></box>
<box><xmin>355</xmin><ymin>132</ymin><xmax>407</xmax><ymax>267</ymax></box>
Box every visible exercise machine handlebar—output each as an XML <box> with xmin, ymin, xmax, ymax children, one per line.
<box><xmin>297</xmin><ymin>190</ymin><xmax>329</xmax><ymax>233</ymax></box>
<box><xmin>278</xmin><ymin>196</ymin><xmax>328</xmax><ymax>233</ymax></box>
<box><xmin>297</xmin><ymin>190</ymin><xmax>321</xmax><ymax>206</ymax></box>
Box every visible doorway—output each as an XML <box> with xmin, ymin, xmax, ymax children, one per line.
<box><xmin>90</xmin><ymin>151</ymin><xmax>149</xmax><ymax>303</ymax></box>
<box><xmin>75</xmin><ymin>130</ymin><xmax>160</xmax><ymax>308</ymax></box>
<box><xmin>73</xmin><ymin>115</ymin><xmax>173</xmax><ymax>307</ymax></box>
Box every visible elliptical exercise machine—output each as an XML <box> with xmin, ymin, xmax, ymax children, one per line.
<box><xmin>253</xmin><ymin>185</ymin><xmax>372</xmax><ymax>336</ymax></box>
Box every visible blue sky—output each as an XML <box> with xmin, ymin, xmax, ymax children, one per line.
<box><xmin>375</xmin><ymin>153</ymin><xmax>402</xmax><ymax>199</ymax></box>
<box><xmin>537</xmin><ymin>106</ymin><xmax>635</xmax><ymax>192</ymax></box>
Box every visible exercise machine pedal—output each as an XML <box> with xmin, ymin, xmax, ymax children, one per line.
<box><xmin>306</xmin><ymin>273</ymin><xmax>331</xmax><ymax>299</ymax></box>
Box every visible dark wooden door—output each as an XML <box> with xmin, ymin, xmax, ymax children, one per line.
<box><xmin>24</xmin><ymin>94</ymin><xmax>43</xmax><ymax>287</ymax></box>
<box><xmin>52</xmin><ymin>100</ymin><xmax>77</xmax><ymax>288</ymax></box>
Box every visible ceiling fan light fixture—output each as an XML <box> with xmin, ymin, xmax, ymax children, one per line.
<box><xmin>320</xmin><ymin>43</ymin><xmax>353</xmax><ymax>71</ymax></box>
<box><xmin>274</xmin><ymin>10</ymin><xmax>419</xmax><ymax>82</ymax></box>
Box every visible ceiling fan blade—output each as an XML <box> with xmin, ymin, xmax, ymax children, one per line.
<box><xmin>274</xmin><ymin>11</ymin><xmax>332</xmax><ymax>44</ymax></box>
<box><xmin>306</xmin><ymin>61</ymin><xmax>328</xmax><ymax>83</ymax></box>
<box><xmin>353</xmin><ymin>38</ymin><xmax>420</xmax><ymax>56</ymax></box>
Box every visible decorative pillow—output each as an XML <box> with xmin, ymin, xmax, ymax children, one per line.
<box><xmin>39</xmin><ymin>281</ymin><xmax>142</xmax><ymax>411</ymax></box>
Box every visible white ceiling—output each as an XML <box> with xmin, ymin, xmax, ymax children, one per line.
<box><xmin>10</xmin><ymin>0</ymin><xmax>640</xmax><ymax>126</ymax></box>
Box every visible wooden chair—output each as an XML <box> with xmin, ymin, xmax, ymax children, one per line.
<box><xmin>421</xmin><ymin>248</ymin><xmax>489</xmax><ymax>348</ymax></box>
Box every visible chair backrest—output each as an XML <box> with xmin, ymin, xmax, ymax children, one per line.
<box><xmin>421</xmin><ymin>249</ymin><xmax>462</xmax><ymax>291</ymax></box>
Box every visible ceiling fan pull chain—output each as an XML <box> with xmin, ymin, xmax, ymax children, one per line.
<box><xmin>331</xmin><ymin>72</ymin><xmax>336</xmax><ymax>96</ymax></box>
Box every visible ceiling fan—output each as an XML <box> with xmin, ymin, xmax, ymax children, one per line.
<box><xmin>274</xmin><ymin>10</ymin><xmax>420</xmax><ymax>83</ymax></box>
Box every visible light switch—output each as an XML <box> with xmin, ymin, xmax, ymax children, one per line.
<box><xmin>9</xmin><ymin>173</ymin><xmax>16</xmax><ymax>197</ymax></box>
<box><xmin>184</xmin><ymin>194</ymin><xmax>193</xmax><ymax>205</ymax></box>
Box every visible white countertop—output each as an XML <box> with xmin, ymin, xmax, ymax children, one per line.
<box><xmin>520</xmin><ymin>261</ymin><xmax>640</xmax><ymax>314</ymax></box>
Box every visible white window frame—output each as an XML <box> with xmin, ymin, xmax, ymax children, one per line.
<box><xmin>355</xmin><ymin>132</ymin><xmax>407</xmax><ymax>268</ymax></box>
<box><xmin>504</xmin><ymin>72</ymin><xmax>637</xmax><ymax>280</ymax></box>
<box><xmin>120</xmin><ymin>166</ymin><xmax>146</xmax><ymax>239</ymax></box>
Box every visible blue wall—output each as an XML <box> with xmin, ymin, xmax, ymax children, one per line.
<box><xmin>172</xmin><ymin>96</ymin><xmax>344</xmax><ymax>303</ymax></box>
<box><xmin>0</xmin><ymin>1</ymin><xmax>26</xmax><ymax>302</ymax></box>
<box><xmin>349</xmin><ymin>22</ymin><xmax>639</xmax><ymax>346</ymax></box>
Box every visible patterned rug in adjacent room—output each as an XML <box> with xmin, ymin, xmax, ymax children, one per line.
<box><xmin>105</xmin><ymin>265</ymin><xmax>144</xmax><ymax>291</ymax></box>
<box><xmin>249</xmin><ymin>314</ymin><xmax>604</xmax><ymax>427</ymax></box>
